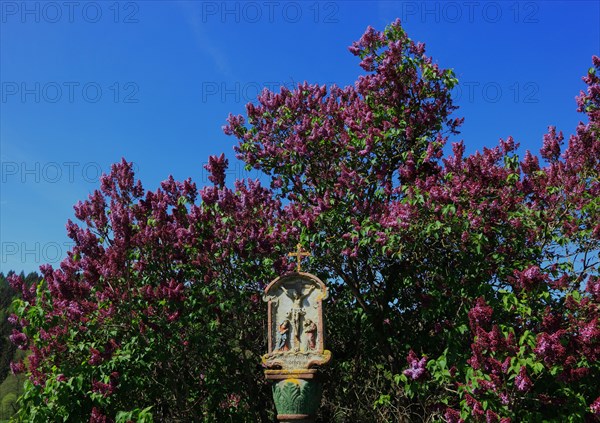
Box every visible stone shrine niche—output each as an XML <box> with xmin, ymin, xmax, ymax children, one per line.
<box><xmin>262</xmin><ymin>272</ymin><xmax>331</xmax><ymax>370</ymax></box>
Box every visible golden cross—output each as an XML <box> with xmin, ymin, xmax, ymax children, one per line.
<box><xmin>288</xmin><ymin>243</ymin><xmax>311</xmax><ymax>272</ymax></box>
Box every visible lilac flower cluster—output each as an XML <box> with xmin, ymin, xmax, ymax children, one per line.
<box><xmin>403</xmin><ymin>350</ymin><xmax>428</xmax><ymax>381</ymax></box>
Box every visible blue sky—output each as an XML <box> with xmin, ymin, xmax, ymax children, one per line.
<box><xmin>1</xmin><ymin>1</ymin><xmax>599</xmax><ymax>274</ymax></box>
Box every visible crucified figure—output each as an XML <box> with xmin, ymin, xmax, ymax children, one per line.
<box><xmin>281</xmin><ymin>284</ymin><xmax>316</xmax><ymax>351</ymax></box>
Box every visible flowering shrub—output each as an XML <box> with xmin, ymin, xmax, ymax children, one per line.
<box><xmin>9</xmin><ymin>20</ymin><xmax>600</xmax><ymax>422</ymax></box>
<box><xmin>8</xmin><ymin>160</ymin><xmax>292</xmax><ymax>421</ymax></box>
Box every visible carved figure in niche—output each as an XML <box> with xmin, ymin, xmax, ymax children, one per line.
<box><xmin>304</xmin><ymin>319</ymin><xmax>317</xmax><ymax>351</ymax></box>
<box><xmin>263</xmin><ymin>270</ymin><xmax>330</xmax><ymax>370</ymax></box>
<box><xmin>275</xmin><ymin>319</ymin><xmax>291</xmax><ymax>352</ymax></box>
<box><xmin>282</xmin><ymin>284</ymin><xmax>316</xmax><ymax>350</ymax></box>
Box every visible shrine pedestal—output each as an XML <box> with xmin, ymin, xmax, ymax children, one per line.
<box><xmin>265</xmin><ymin>370</ymin><xmax>322</xmax><ymax>423</ymax></box>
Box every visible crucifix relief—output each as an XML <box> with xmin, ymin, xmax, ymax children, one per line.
<box><xmin>262</xmin><ymin>245</ymin><xmax>330</xmax><ymax>370</ymax></box>
<box><xmin>281</xmin><ymin>283</ymin><xmax>316</xmax><ymax>351</ymax></box>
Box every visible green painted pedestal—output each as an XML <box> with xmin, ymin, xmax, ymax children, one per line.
<box><xmin>266</xmin><ymin>371</ymin><xmax>322</xmax><ymax>423</ymax></box>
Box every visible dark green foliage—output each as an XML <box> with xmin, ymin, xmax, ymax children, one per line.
<box><xmin>0</xmin><ymin>272</ymin><xmax>38</xmax><ymax>422</ymax></box>
<box><xmin>0</xmin><ymin>273</ymin><xmax>17</xmax><ymax>387</ymax></box>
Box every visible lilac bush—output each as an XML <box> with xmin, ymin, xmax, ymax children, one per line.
<box><xmin>9</xmin><ymin>20</ymin><xmax>600</xmax><ymax>422</ymax></box>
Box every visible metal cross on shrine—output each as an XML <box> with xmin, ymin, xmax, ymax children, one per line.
<box><xmin>288</xmin><ymin>243</ymin><xmax>311</xmax><ymax>272</ymax></box>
